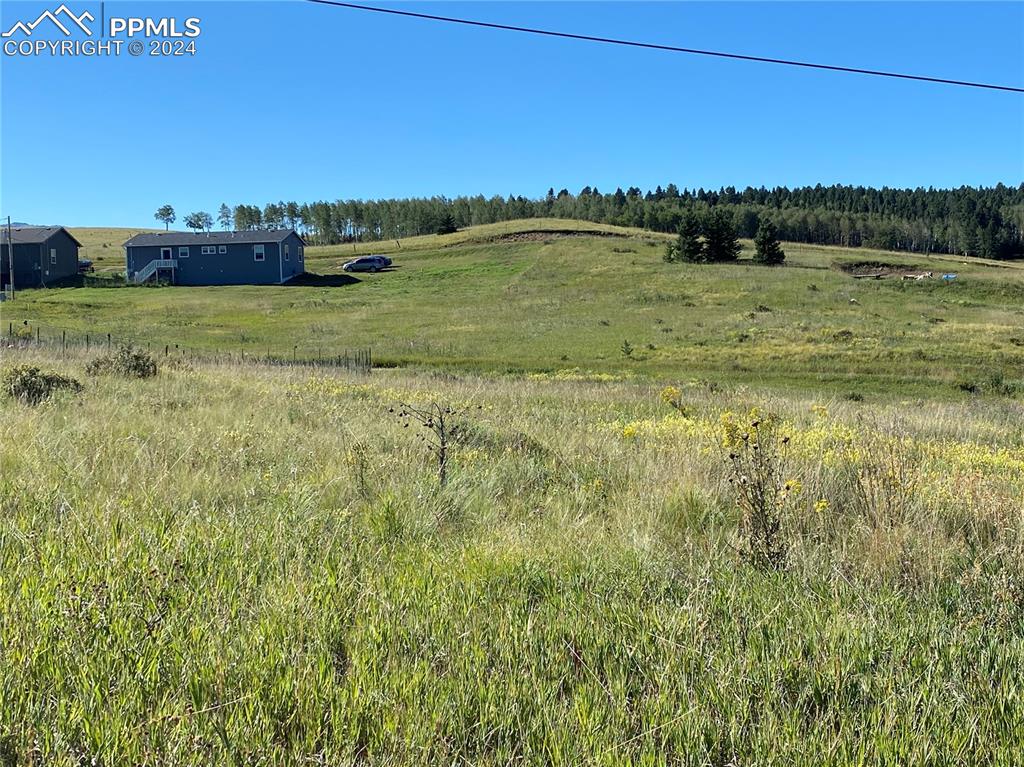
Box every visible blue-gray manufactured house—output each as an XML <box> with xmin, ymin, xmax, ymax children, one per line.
<box><xmin>1</xmin><ymin>226</ymin><xmax>82</xmax><ymax>289</ymax></box>
<box><xmin>123</xmin><ymin>230</ymin><xmax>306</xmax><ymax>286</ymax></box>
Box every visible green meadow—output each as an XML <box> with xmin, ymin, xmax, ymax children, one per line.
<box><xmin>2</xmin><ymin>220</ymin><xmax>1024</xmax><ymax>763</ymax></box>
<box><xmin>8</xmin><ymin>220</ymin><xmax>1024</xmax><ymax>397</ymax></box>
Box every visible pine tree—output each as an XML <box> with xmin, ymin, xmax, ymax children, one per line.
<box><xmin>703</xmin><ymin>208</ymin><xmax>741</xmax><ymax>262</ymax></box>
<box><xmin>436</xmin><ymin>212</ymin><xmax>457</xmax><ymax>235</ymax></box>
<box><xmin>753</xmin><ymin>220</ymin><xmax>785</xmax><ymax>265</ymax></box>
<box><xmin>217</xmin><ymin>204</ymin><xmax>232</xmax><ymax>231</ymax></box>
<box><xmin>676</xmin><ymin>209</ymin><xmax>704</xmax><ymax>262</ymax></box>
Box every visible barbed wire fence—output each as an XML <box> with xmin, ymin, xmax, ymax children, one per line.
<box><xmin>2</xmin><ymin>318</ymin><xmax>372</xmax><ymax>373</ymax></box>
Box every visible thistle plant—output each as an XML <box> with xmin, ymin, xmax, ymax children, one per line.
<box><xmin>347</xmin><ymin>439</ymin><xmax>372</xmax><ymax>498</ymax></box>
<box><xmin>721</xmin><ymin>409</ymin><xmax>798</xmax><ymax>570</ymax></box>
<box><xmin>392</xmin><ymin>401</ymin><xmax>463</xmax><ymax>487</ymax></box>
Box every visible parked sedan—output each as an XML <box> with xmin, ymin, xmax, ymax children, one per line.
<box><xmin>342</xmin><ymin>256</ymin><xmax>387</xmax><ymax>272</ymax></box>
<box><xmin>78</xmin><ymin>259</ymin><xmax>95</xmax><ymax>273</ymax></box>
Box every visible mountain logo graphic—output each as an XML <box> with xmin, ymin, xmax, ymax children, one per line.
<box><xmin>2</xmin><ymin>4</ymin><xmax>94</xmax><ymax>37</ymax></box>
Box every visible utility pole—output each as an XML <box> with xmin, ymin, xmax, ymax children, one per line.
<box><xmin>5</xmin><ymin>216</ymin><xmax>13</xmax><ymax>300</ymax></box>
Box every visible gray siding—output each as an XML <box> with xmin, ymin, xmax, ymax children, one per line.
<box><xmin>0</xmin><ymin>230</ymin><xmax>79</xmax><ymax>288</ymax></box>
<box><xmin>127</xmin><ymin>233</ymin><xmax>306</xmax><ymax>286</ymax></box>
<box><xmin>280</xmin><ymin>232</ymin><xmax>305</xmax><ymax>283</ymax></box>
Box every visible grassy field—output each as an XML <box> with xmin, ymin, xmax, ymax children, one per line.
<box><xmin>2</xmin><ymin>346</ymin><xmax>1023</xmax><ymax>763</ymax></box>
<box><xmin>3</xmin><ymin>219</ymin><xmax>1024</xmax><ymax>760</ymax></box>
<box><xmin>6</xmin><ymin>220</ymin><xmax>1024</xmax><ymax>397</ymax></box>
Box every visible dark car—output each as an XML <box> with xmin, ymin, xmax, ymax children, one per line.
<box><xmin>78</xmin><ymin>259</ymin><xmax>95</xmax><ymax>273</ymax></box>
<box><xmin>343</xmin><ymin>256</ymin><xmax>387</xmax><ymax>272</ymax></box>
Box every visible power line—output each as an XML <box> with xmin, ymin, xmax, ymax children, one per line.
<box><xmin>305</xmin><ymin>0</ymin><xmax>1024</xmax><ymax>94</ymax></box>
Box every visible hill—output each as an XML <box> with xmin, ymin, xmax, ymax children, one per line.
<box><xmin>68</xmin><ymin>226</ymin><xmax>163</xmax><ymax>272</ymax></box>
<box><xmin>7</xmin><ymin>220</ymin><xmax>1024</xmax><ymax>397</ymax></box>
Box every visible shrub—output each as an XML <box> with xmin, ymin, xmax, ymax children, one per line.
<box><xmin>2</xmin><ymin>365</ymin><xmax>82</xmax><ymax>405</ymax></box>
<box><xmin>86</xmin><ymin>345</ymin><xmax>158</xmax><ymax>379</ymax></box>
<box><xmin>955</xmin><ymin>370</ymin><xmax>1017</xmax><ymax>397</ymax></box>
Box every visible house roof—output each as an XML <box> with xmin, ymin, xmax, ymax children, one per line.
<box><xmin>1</xmin><ymin>226</ymin><xmax>83</xmax><ymax>247</ymax></box>
<box><xmin>123</xmin><ymin>229</ymin><xmax>303</xmax><ymax>247</ymax></box>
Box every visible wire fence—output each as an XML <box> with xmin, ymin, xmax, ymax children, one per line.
<box><xmin>3</xmin><ymin>319</ymin><xmax>372</xmax><ymax>373</ymax></box>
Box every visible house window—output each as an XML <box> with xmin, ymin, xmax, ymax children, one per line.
<box><xmin>284</xmin><ymin>244</ymin><xmax>290</xmax><ymax>261</ymax></box>
<box><xmin>178</xmin><ymin>246</ymin><xmax>190</xmax><ymax>258</ymax></box>
<box><xmin>254</xmin><ymin>244</ymin><xmax>265</xmax><ymax>262</ymax></box>
<box><xmin>218</xmin><ymin>245</ymin><xmax>227</xmax><ymax>254</ymax></box>
<box><xmin>50</xmin><ymin>248</ymin><xmax>57</xmax><ymax>265</ymax></box>
<box><xmin>298</xmin><ymin>246</ymin><xmax>304</xmax><ymax>262</ymax></box>
<box><xmin>201</xmin><ymin>245</ymin><xmax>216</xmax><ymax>255</ymax></box>
<box><xmin>161</xmin><ymin>247</ymin><xmax>172</xmax><ymax>259</ymax></box>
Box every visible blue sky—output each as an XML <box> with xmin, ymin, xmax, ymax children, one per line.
<box><xmin>1</xmin><ymin>0</ymin><xmax>1022</xmax><ymax>227</ymax></box>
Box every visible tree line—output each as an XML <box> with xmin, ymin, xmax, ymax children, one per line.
<box><xmin>154</xmin><ymin>183</ymin><xmax>1024</xmax><ymax>259</ymax></box>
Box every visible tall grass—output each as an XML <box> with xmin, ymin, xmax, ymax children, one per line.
<box><xmin>1</xmin><ymin>348</ymin><xmax>1023</xmax><ymax>764</ymax></box>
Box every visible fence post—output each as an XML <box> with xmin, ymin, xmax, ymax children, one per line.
<box><xmin>7</xmin><ymin>322</ymin><xmax>11</xmax><ymax>340</ymax></box>
<box><xmin>164</xmin><ymin>345</ymin><xmax>169</xmax><ymax>357</ymax></box>
<box><xmin>36</xmin><ymin>327</ymin><xmax>40</xmax><ymax>344</ymax></box>
<box><xmin>86</xmin><ymin>333</ymin><xmax>90</xmax><ymax>350</ymax></box>
<box><xmin>62</xmin><ymin>330</ymin><xmax>66</xmax><ymax>351</ymax></box>
<box><xmin>107</xmin><ymin>333</ymin><xmax>111</xmax><ymax>350</ymax></box>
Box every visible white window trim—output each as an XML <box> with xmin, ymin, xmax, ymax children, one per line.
<box><xmin>50</xmin><ymin>248</ymin><xmax>57</xmax><ymax>265</ymax></box>
<box><xmin>178</xmin><ymin>246</ymin><xmax>190</xmax><ymax>258</ymax></box>
<box><xmin>253</xmin><ymin>244</ymin><xmax>265</xmax><ymax>262</ymax></box>
<box><xmin>201</xmin><ymin>245</ymin><xmax>216</xmax><ymax>255</ymax></box>
<box><xmin>298</xmin><ymin>246</ymin><xmax>304</xmax><ymax>262</ymax></box>
<box><xmin>284</xmin><ymin>244</ymin><xmax>290</xmax><ymax>261</ymax></box>
<box><xmin>218</xmin><ymin>245</ymin><xmax>227</xmax><ymax>254</ymax></box>
<box><xmin>160</xmin><ymin>247</ymin><xmax>172</xmax><ymax>259</ymax></box>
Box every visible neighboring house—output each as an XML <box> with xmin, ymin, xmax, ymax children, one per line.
<box><xmin>0</xmin><ymin>226</ymin><xmax>82</xmax><ymax>289</ymax></box>
<box><xmin>123</xmin><ymin>230</ymin><xmax>306</xmax><ymax>286</ymax></box>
